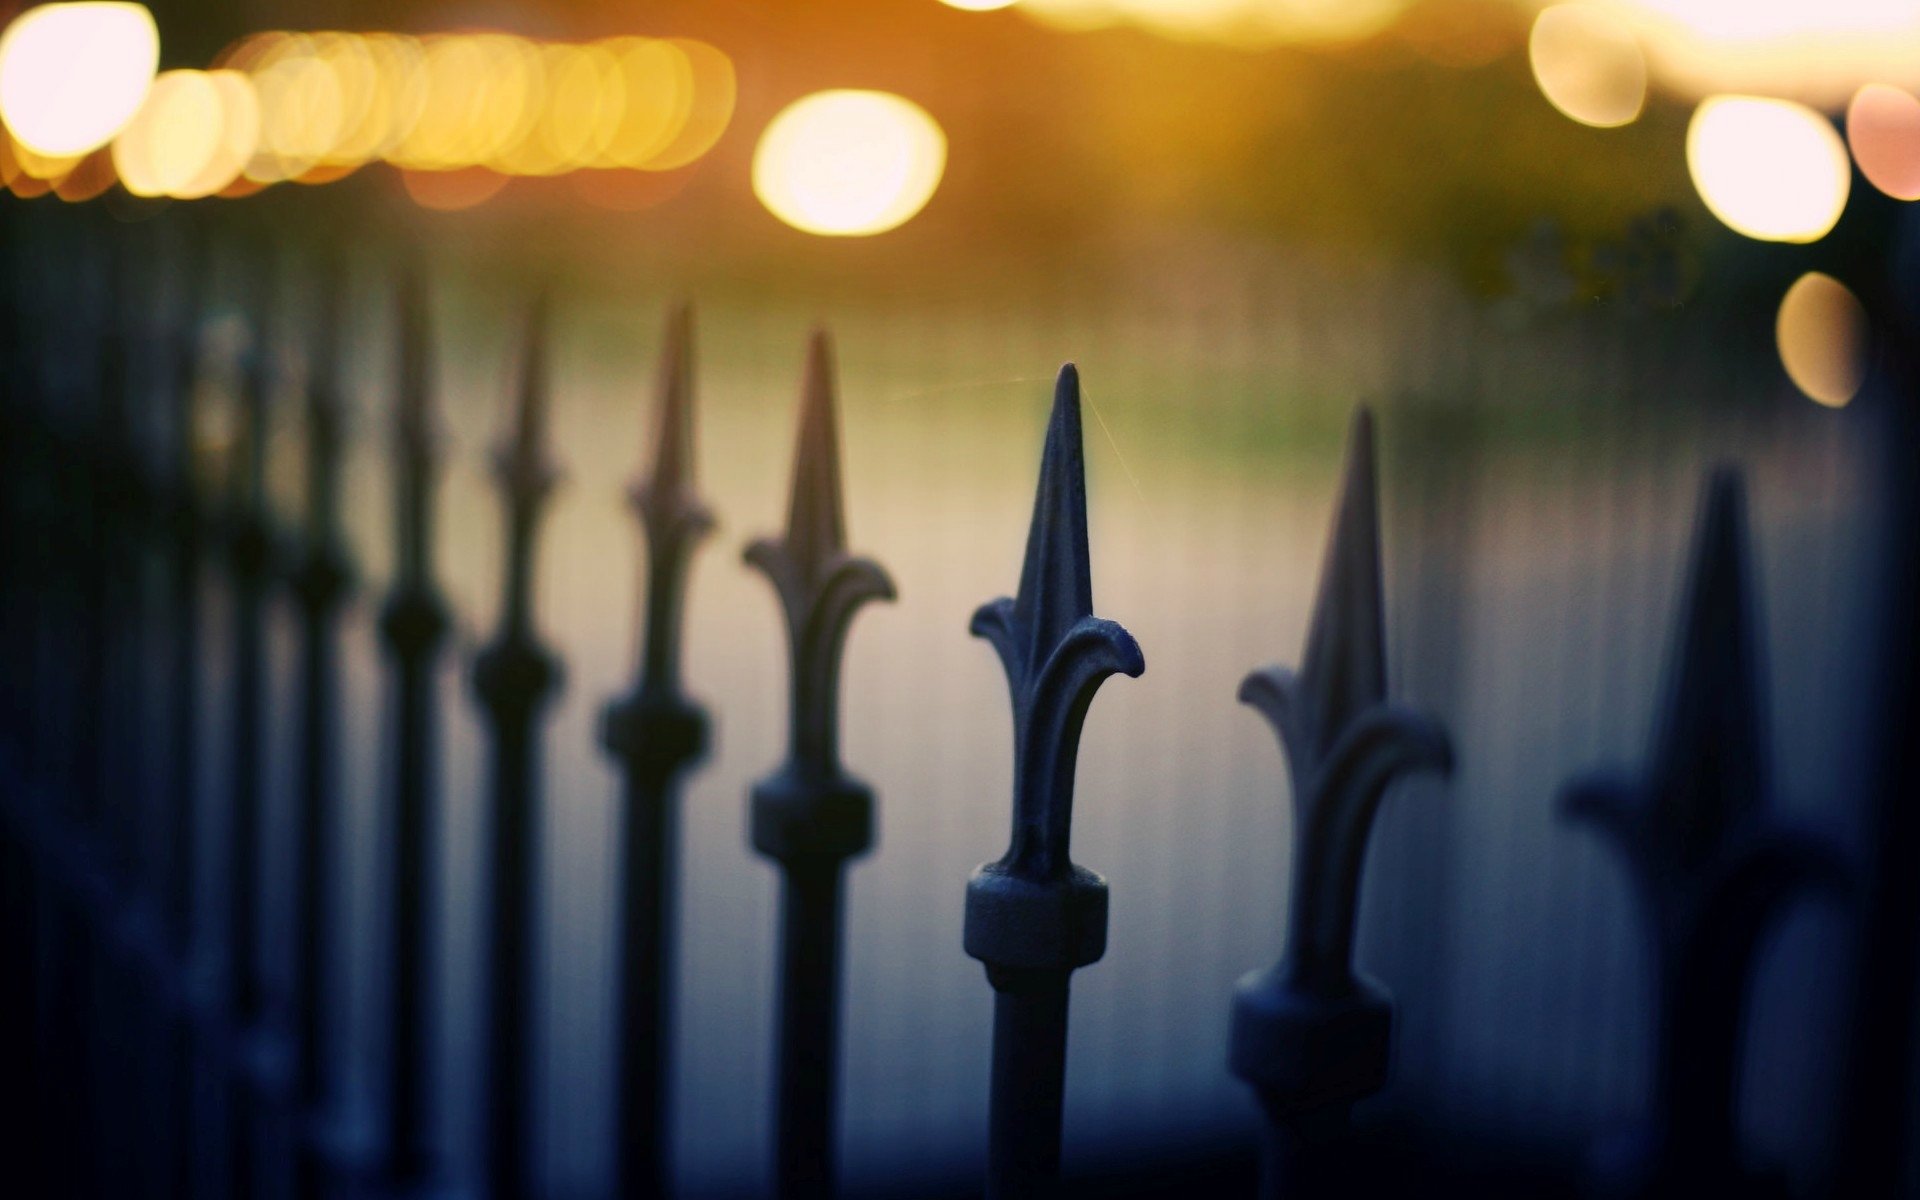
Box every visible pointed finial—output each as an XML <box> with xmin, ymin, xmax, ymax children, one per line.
<box><xmin>633</xmin><ymin>304</ymin><xmax>705</xmax><ymax>540</ymax></box>
<box><xmin>624</xmin><ymin>304</ymin><xmax>714</xmax><ymax>701</ymax></box>
<box><xmin>1231</xmin><ymin>406</ymin><xmax>1450</xmax><ymax>1119</ymax></box>
<box><xmin>746</xmin><ymin>330</ymin><xmax>894</xmax><ymax>821</ymax></box>
<box><xmin>394</xmin><ymin>266</ymin><xmax>436</xmax><ymax>462</ymax></box>
<box><xmin>1293</xmin><ymin>409</ymin><xmax>1387</xmax><ymax>760</ymax></box>
<box><xmin>1561</xmin><ymin>467</ymin><xmax>1843</xmax><ymax>1195</ymax></box>
<box><xmin>965</xmin><ymin>363</ymin><xmax>1143</xmax><ymax>975</ymax></box>
<box><xmin>779</xmin><ymin>329</ymin><xmax>849</xmax><ymax>580</ymax></box>
<box><xmin>497</xmin><ymin>293</ymin><xmax>558</xmax><ymax>507</ymax></box>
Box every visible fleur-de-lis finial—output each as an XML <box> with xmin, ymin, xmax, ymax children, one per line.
<box><xmin>965</xmin><ymin>365</ymin><xmax>1142</xmax><ymax>1198</ymax></box>
<box><xmin>746</xmin><ymin>331</ymin><xmax>895</xmax><ymax>1199</ymax></box>
<box><xmin>628</xmin><ymin>304</ymin><xmax>713</xmax><ymax>709</ymax></box>
<box><xmin>1230</xmin><ymin>408</ymin><xmax>1450</xmax><ymax>1143</ymax></box>
<box><xmin>968</xmin><ymin>364</ymin><xmax>1145</xmax><ymax>897</ymax></box>
<box><xmin>746</xmin><ymin>330</ymin><xmax>896</xmax><ymax>803</ymax></box>
<box><xmin>1561</xmin><ymin>469</ymin><xmax>1843</xmax><ymax>1196</ymax></box>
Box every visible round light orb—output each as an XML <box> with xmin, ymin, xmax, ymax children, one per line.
<box><xmin>1848</xmin><ymin>83</ymin><xmax>1920</xmax><ymax>201</ymax></box>
<box><xmin>1687</xmin><ymin>96</ymin><xmax>1850</xmax><ymax>243</ymax></box>
<box><xmin>0</xmin><ymin>2</ymin><xmax>159</xmax><ymax>157</ymax></box>
<box><xmin>753</xmin><ymin>90</ymin><xmax>946</xmax><ymax>237</ymax></box>
<box><xmin>940</xmin><ymin>0</ymin><xmax>1021</xmax><ymax>10</ymax></box>
<box><xmin>1777</xmin><ymin>272</ymin><xmax>1869</xmax><ymax>409</ymax></box>
<box><xmin>1529</xmin><ymin>4</ymin><xmax>1646</xmax><ymax>128</ymax></box>
<box><xmin>113</xmin><ymin>69</ymin><xmax>224</xmax><ymax>197</ymax></box>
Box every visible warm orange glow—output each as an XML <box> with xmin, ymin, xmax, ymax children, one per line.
<box><xmin>400</xmin><ymin>164</ymin><xmax>510</xmax><ymax>211</ymax></box>
<box><xmin>643</xmin><ymin>39</ymin><xmax>734</xmax><ymax>170</ymax></box>
<box><xmin>1529</xmin><ymin>5</ymin><xmax>1646</xmax><ymax>128</ymax></box>
<box><xmin>0</xmin><ymin>3</ymin><xmax>159</xmax><ymax>157</ymax></box>
<box><xmin>1848</xmin><ymin>83</ymin><xmax>1920</xmax><ymax>200</ymax></box>
<box><xmin>1017</xmin><ymin>0</ymin><xmax>1413</xmax><ymax>45</ymax></box>
<box><xmin>1686</xmin><ymin>96</ymin><xmax>1850</xmax><ymax>243</ymax></box>
<box><xmin>1776</xmin><ymin>272</ymin><xmax>1869</xmax><ymax>408</ymax></box>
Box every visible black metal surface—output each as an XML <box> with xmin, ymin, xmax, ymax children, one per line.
<box><xmin>376</xmin><ymin>271</ymin><xmax>451</xmax><ymax>1189</ymax></box>
<box><xmin>963</xmin><ymin>364</ymin><xmax>1144</xmax><ymax>1198</ymax></box>
<box><xmin>289</xmin><ymin>266</ymin><xmax>353</xmax><ymax>1200</ymax></box>
<box><xmin>222</xmin><ymin>258</ymin><xmax>276</xmax><ymax>1200</ymax></box>
<box><xmin>475</xmin><ymin>297</ymin><xmax>564</xmax><ymax>1200</ymax></box>
<box><xmin>1228</xmin><ymin>407</ymin><xmax>1451</xmax><ymax>1199</ymax></box>
<box><xmin>601</xmin><ymin>305</ymin><xmax>713</xmax><ymax>1200</ymax></box>
<box><xmin>1559</xmin><ymin>470</ymin><xmax>1844</xmax><ymax>1199</ymax></box>
<box><xmin>745</xmin><ymin>331</ymin><xmax>896</xmax><ymax>1200</ymax></box>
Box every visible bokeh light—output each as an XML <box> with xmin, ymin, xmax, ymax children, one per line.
<box><xmin>0</xmin><ymin>2</ymin><xmax>159</xmax><ymax>157</ymax></box>
<box><xmin>941</xmin><ymin>0</ymin><xmax>1022</xmax><ymax>10</ymax></box>
<box><xmin>753</xmin><ymin>90</ymin><xmax>947</xmax><ymax>237</ymax></box>
<box><xmin>1529</xmin><ymin>5</ymin><xmax>1646</xmax><ymax>128</ymax></box>
<box><xmin>1015</xmin><ymin>0</ymin><xmax>1413</xmax><ymax>45</ymax></box>
<box><xmin>1847</xmin><ymin>82</ymin><xmax>1920</xmax><ymax>200</ymax></box>
<box><xmin>1686</xmin><ymin>96</ymin><xmax>1850</xmax><ymax>243</ymax></box>
<box><xmin>1776</xmin><ymin>271</ymin><xmax>1869</xmax><ymax>408</ymax></box>
<box><xmin>113</xmin><ymin>69</ymin><xmax>222</xmax><ymax>197</ymax></box>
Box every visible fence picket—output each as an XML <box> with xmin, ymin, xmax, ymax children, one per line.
<box><xmin>1228</xmin><ymin>408</ymin><xmax>1451</xmax><ymax>1198</ymax></box>
<box><xmin>601</xmin><ymin>305</ymin><xmax>712</xmax><ymax>1200</ymax></box>
<box><xmin>745</xmin><ymin>331</ymin><xmax>895</xmax><ymax>1200</ymax></box>
<box><xmin>376</xmin><ymin>271</ymin><xmax>451</xmax><ymax>1190</ymax></box>
<box><xmin>476</xmin><ymin>297</ymin><xmax>565</xmax><ymax>1200</ymax></box>
<box><xmin>963</xmin><ymin>364</ymin><xmax>1143</xmax><ymax>1199</ymax></box>
<box><xmin>1559</xmin><ymin>469</ymin><xmax>1844</xmax><ymax>1198</ymax></box>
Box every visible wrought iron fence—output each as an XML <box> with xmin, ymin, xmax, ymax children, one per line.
<box><xmin>0</xmin><ymin>206</ymin><xmax>1914</xmax><ymax>1200</ymax></box>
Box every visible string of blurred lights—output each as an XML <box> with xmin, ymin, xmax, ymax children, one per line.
<box><xmin>7</xmin><ymin>0</ymin><xmax>1920</xmax><ymax>405</ymax></box>
<box><xmin>0</xmin><ymin>4</ymin><xmax>738</xmax><ymax>208</ymax></box>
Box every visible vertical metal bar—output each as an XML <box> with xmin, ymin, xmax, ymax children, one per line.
<box><xmin>602</xmin><ymin>306</ymin><xmax>711</xmax><ymax>1200</ymax></box>
<box><xmin>771</xmin><ymin>861</ymin><xmax>847</xmax><ymax>1199</ymax></box>
<box><xmin>378</xmin><ymin>271</ymin><xmax>449</xmax><ymax>1188</ymax></box>
<box><xmin>223</xmin><ymin>260</ymin><xmax>276</xmax><ymax>1200</ymax></box>
<box><xmin>290</xmin><ymin>266</ymin><xmax>353</xmax><ymax>1200</ymax></box>
<box><xmin>162</xmin><ymin>228</ymin><xmax>206</xmax><ymax>1200</ymax></box>
<box><xmin>984</xmin><ymin>969</ymin><xmax>1071</xmax><ymax>1199</ymax></box>
<box><xmin>963</xmin><ymin>366</ymin><xmax>1142</xmax><ymax>1199</ymax></box>
<box><xmin>475</xmin><ymin>299</ymin><xmax>562</xmax><ymax>1200</ymax></box>
<box><xmin>743</xmin><ymin>332</ymin><xmax>894</xmax><ymax>1200</ymax></box>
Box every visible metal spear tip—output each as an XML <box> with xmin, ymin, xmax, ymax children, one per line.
<box><xmin>743</xmin><ymin>330</ymin><xmax>896</xmax><ymax>674</ymax></box>
<box><xmin>1562</xmin><ymin>467</ymin><xmax>1769</xmax><ymax>873</ymax></box>
<box><xmin>631</xmin><ymin>302</ymin><xmax>713</xmax><ymax>542</ymax></box>
<box><xmin>495</xmin><ymin>292</ymin><xmax>559</xmax><ymax>502</ymax></box>
<box><xmin>1295</xmin><ymin>406</ymin><xmax>1387</xmax><ymax>756</ymax></box>
<box><xmin>778</xmin><ymin>327</ymin><xmax>850</xmax><ymax>577</ymax></box>
<box><xmin>1646</xmin><ymin>466</ymin><xmax>1766</xmax><ymax>861</ymax></box>
<box><xmin>393</xmin><ymin>265</ymin><xmax>436</xmax><ymax>449</ymax></box>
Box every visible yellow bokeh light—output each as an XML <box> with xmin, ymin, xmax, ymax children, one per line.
<box><xmin>113</xmin><ymin>69</ymin><xmax>224</xmax><ymax>197</ymax></box>
<box><xmin>1686</xmin><ymin>96</ymin><xmax>1850</xmax><ymax>243</ymax></box>
<box><xmin>0</xmin><ymin>2</ymin><xmax>159</xmax><ymax>157</ymax></box>
<box><xmin>644</xmin><ymin>38</ymin><xmax>735</xmax><ymax>171</ymax></box>
<box><xmin>1530</xmin><ymin>5</ymin><xmax>1646</xmax><ymax>128</ymax></box>
<box><xmin>1016</xmin><ymin>0</ymin><xmax>1411</xmax><ymax>45</ymax></box>
<box><xmin>1776</xmin><ymin>271</ymin><xmax>1868</xmax><ymax>408</ymax></box>
<box><xmin>941</xmin><ymin>0</ymin><xmax>1022</xmax><ymax>10</ymax></box>
<box><xmin>753</xmin><ymin>90</ymin><xmax>946</xmax><ymax>237</ymax></box>
<box><xmin>1848</xmin><ymin>82</ymin><xmax>1920</xmax><ymax>200</ymax></box>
